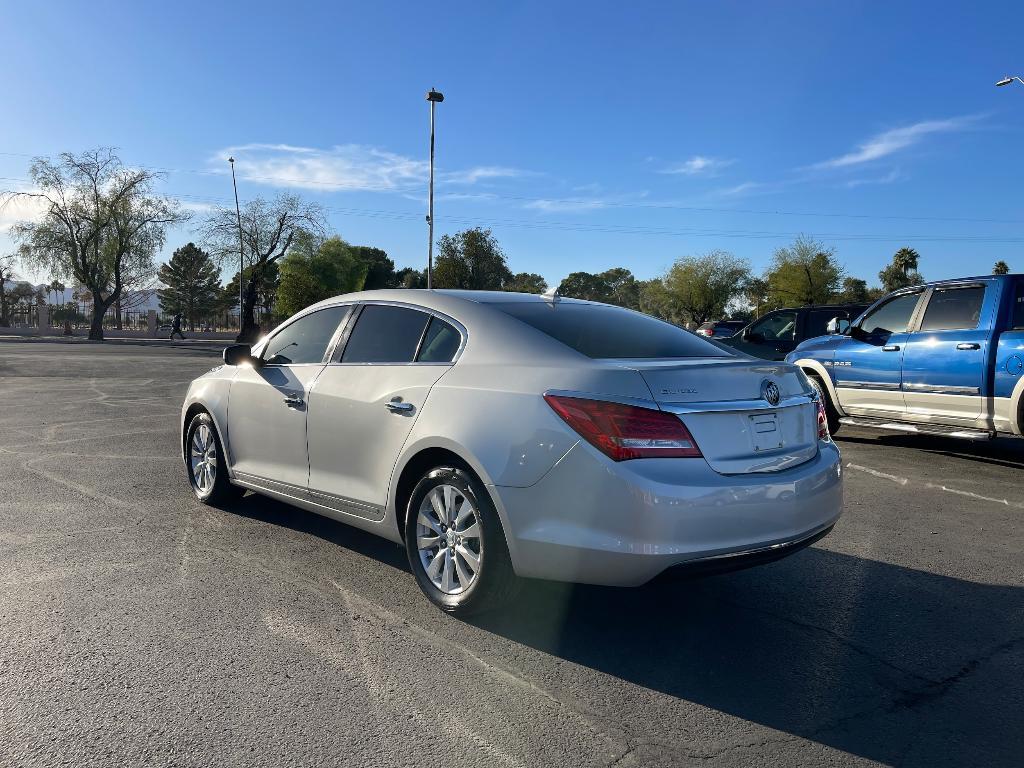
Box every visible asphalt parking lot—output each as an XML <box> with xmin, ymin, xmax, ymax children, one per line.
<box><xmin>0</xmin><ymin>343</ymin><xmax>1020</xmax><ymax>767</ymax></box>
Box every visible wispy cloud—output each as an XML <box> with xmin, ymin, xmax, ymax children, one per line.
<box><xmin>212</xmin><ymin>144</ymin><xmax>529</xmax><ymax>194</ymax></box>
<box><xmin>524</xmin><ymin>198</ymin><xmax>609</xmax><ymax>212</ymax></box>
<box><xmin>843</xmin><ymin>169</ymin><xmax>903</xmax><ymax>188</ymax></box>
<box><xmin>812</xmin><ymin>115</ymin><xmax>983</xmax><ymax>169</ymax></box>
<box><xmin>712</xmin><ymin>181</ymin><xmax>775</xmax><ymax>198</ymax></box>
<box><xmin>660</xmin><ymin>155</ymin><xmax>735</xmax><ymax>176</ymax></box>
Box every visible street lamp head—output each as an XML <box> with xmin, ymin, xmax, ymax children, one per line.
<box><xmin>228</xmin><ymin>156</ymin><xmax>235</xmax><ymax>163</ymax></box>
<box><xmin>996</xmin><ymin>76</ymin><xmax>1015</xmax><ymax>87</ymax></box>
<box><xmin>426</xmin><ymin>89</ymin><xmax>445</xmax><ymax>103</ymax></box>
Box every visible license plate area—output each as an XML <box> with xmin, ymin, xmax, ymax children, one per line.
<box><xmin>749</xmin><ymin>412</ymin><xmax>783</xmax><ymax>452</ymax></box>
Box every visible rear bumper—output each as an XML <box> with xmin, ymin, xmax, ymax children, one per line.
<box><xmin>490</xmin><ymin>440</ymin><xmax>843</xmax><ymax>586</ymax></box>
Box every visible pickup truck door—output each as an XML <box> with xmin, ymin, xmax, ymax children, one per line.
<box><xmin>901</xmin><ymin>284</ymin><xmax>989</xmax><ymax>422</ymax></box>
<box><xmin>832</xmin><ymin>291</ymin><xmax>925</xmax><ymax>416</ymax></box>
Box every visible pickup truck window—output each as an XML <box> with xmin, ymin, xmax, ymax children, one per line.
<box><xmin>920</xmin><ymin>286</ymin><xmax>985</xmax><ymax>331</ymax></box>
<box><xmin>749</xmin><ymin>310</ymin><xmax>797</xmax><ymax>341</ymax></box>
<box><xmin>860</xmin><ymin>292</ymin><xmax>921</xmax><ymax>335</ymax></box>
<box><xmin>1013</xmin><ymin>282</ymin><xmax>1024</xmax><ymax>330</ymax></box>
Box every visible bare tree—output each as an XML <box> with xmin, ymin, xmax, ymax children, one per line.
<box><xmin>200</xmin><ymin>194</ymin><xmax>325</xmax><ymax>342</ymax></box>
<box><xmin>3</xmin><ymin>149</ymin><xmax>186</xmax><ymax>340</ymax></box>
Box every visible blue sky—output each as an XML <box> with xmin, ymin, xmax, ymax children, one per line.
<box><xmin>2</xmin><ymin>0</ymin><xmax>1023</xmax><ymax>288</ymax></box>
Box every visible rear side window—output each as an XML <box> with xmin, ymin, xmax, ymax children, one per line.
<box><xmin>860</xmin><ymin>293</ymin><xmax>921</xmax><ymax>335</ymax></box>
<box><xmin>920</xmin><ymin>286</ymin><xmax>985</xmax><ymax>331</ymax></box>
<box><xmin>1014</xmin><ymin>282</ymin><xmax>1024</xmax><ymax>330</ymax></box>
<box><xmin>493</xmin><ymin>302</ymin><xmax>730</xmax><ymax>359</ymax></box>
<box><xmin>341</xmin><ymin>305</ymin><xmax>429</xmax><ymax>363</ymax></box>
<box><xmin>416</xmin><ymin>317</ymin><xmax>461</xmax><ymax>363</ymax></box>
<box><xmin>262</xmin><ymin>305</ymin><xmax>350</xmax><ymax>365</ymax></box>
<box><xmin>749</xmin><ymin>311</ymin><xmax>797</xmax><ymax>342</ymax></box>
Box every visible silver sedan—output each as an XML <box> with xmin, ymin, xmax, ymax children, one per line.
<box><xmin>180</xmin><ymin>290</ymin><xmax>843</xmax><ymax>615</ymax></box>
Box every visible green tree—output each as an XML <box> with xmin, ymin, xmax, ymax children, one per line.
<box><xmin>276</xmin><ymin>233</ymin><xmax>367</xmax><ymax>317</ymax></box>
<box><xmin>505</xmin><ymin>272</ymin><xmax>548</xmax><ymax>294</ymax></box>
<box><xmin>351</xmin><ymin>246</ymin><xmax>397</xmax><ymax>289</ymax></box>
<box><xmin>0</xmin><ymin>255</ymin><xmax>15</xmax><ymax>326</ymax></box>
<box><xmin>433</xmin><ymin>228</ymin><xmax>511</xmax><ymax>290</ymax></box>
<box><xmin>558</xmin><ymin>267</ymin><xmax>640</xmax><ymax>308</ymax></box>
<box><xmin>765</xmin><ymin>236</ymin><xmax>844</xmax><ymax>306</ymax></box>
<box><xmin>7</xmin><ymin>149</ymin><xmax>186</xmax><ymax>340</ymax></box>
<box><xmin>395</xmin><ymin>267</ymin><xmax>427</xmax><ymax>289</ymax></box>
<box><xmin>879</xmin><ymin>247</ymin><xmax>924</xmax><ymax>292</ymax></box>
<box><xmin>993</xmin><ymin>260</ymin><xmax>1010</xmax><ymax>275</ymax></box>
<box><xmin>832</xmin><ymin>277</ymin><xmax>870</xmax><ymax>304</ymax></box>
<box><xmin>221</xmin><ymin>261</ymin><xmax>280</xmax><ymax>323</ymax></box>
<box><xmin>647</xmin><ymin>251</ymin><xmax>750</xmax><ymax>326</ymax></box>
<box><xmin>741</xmin><ymin>276</ymin><xmax>772</xmax><ymax>317</ymax></box>
<box><xmin>157</xmin><ymin>243</ymin><xmax>221</xmax><ymax>329</ymax></box>
<box><xmin>201</xmin><ymin>194</ymin><xmax>325</xmax><ymax>342</ymax></box>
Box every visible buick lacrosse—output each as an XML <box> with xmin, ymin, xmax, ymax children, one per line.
<box><xmin>181</xmin><ymin>290</ymin><xmax>842</xmax><ymax>615</ymax></box>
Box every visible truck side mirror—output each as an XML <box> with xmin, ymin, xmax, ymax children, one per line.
<box><xmin>826</xmin><ymin>317</ymin><xmax>851</xmax><ymax>335</ymax></box>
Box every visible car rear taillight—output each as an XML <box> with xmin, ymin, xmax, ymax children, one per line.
<box><xmin>543</xmin><ymin>394</ymin><xmax>702</xmax><ymax>461</ymax></box>
<box><xmin>697</xmin><ymin>328</ymin><xmax>712</xmax><ymax>336</ymax></box>
<box><xmin>816</xmin><ymin>400</ymin><xmax>830</xmax><ymax>441</ymax></box>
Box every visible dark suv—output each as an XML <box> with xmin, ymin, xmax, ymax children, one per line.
<box><xmin>722</xmin><ymin>303</ymin><xmax>870</xmax><ymax>360</ymax></box>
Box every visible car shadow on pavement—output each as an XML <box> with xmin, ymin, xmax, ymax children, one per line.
<box><xmin>227</xmin><ymin>493</ymin><xmax>1022</xmax><ymax>766</ymax></box>
<box><xmin>472</xmin><ymin>550</ymin><xmax>1024</xmax><ymax>766</ymax></box>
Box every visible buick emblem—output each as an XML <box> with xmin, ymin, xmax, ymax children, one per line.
<box><xmin>761</xmin><ymin>379</ymin><xmax>781</xmax><ymax>406</ymax></box>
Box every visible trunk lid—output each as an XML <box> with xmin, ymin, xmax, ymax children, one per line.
<box><xmin>619</xmin><ymin>358</ymin><xmax>819</xmax><ymax>474</ymax></box>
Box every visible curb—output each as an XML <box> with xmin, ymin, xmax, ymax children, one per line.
<box><xmin>0</xmin><ymin>335</ymin><xmax>229</xmax><ymax>353</ymax></box>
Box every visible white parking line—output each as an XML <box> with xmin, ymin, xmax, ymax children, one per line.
<box><xmin>846</xmin><ymin>462</ymin><xmax>1023</xmax><ymax>509</ymax></box>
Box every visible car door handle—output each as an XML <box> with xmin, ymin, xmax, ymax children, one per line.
<box><xmin>956</xmin><ymin>342</ymin><xmax>980</xmax><ymax>351</ymax></box>
<box><xmin>385</xmin><ymin>399</ymin><xmax>414</xmax><ymax>413</ymax></box>
<box><xmin>283</xmin><ymin>395</ymin><xmax>304</xmax><ymax>408</ymax></box>
<box><xmin>882</xmin><ymin>345</ymin><xmax>901</xmax><ymax>352</ymax></box>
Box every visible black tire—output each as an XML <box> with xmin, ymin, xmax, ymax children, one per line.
<box><xmin>404</xmin><ymin>466</ymin><xmax>519</xmax><ymax>617</ymax></box>
<box><xmin>807</xmin><ymin>373</ymin><xmax>841</xmax><ymax>436</ymax></box>
<box><xmin>185</xmin><ymin>412</ymin><xmax>244</xmax><ymax>505</ymax></box>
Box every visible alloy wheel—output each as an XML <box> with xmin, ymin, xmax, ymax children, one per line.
<box><xmin>189</xmin><ymin>423</ymin><xmax>217</xmax><ymax>494</ymax></box>
<box><xmin>416</xmin><ymin>484</ymin><xmax>483</xmax><ymax>595</ymax></box>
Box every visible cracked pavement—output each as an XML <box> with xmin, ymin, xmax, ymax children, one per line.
<box><xmin>0</xmin><ymin>344</ymin><xmax>1021</xmax><ymax>766</ymax></box>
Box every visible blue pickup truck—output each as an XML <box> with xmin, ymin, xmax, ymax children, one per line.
<box><xmin>786</xmin><ymin>274</ymin><xmax>1024</xmax><ymax>440</ymax></box>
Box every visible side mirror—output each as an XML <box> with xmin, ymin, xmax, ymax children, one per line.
<box><xmin>825</xmin><ymin>317</ymin><xmax>851</xmax><ymax>335</ymax></box>
<box><xmin>223</xmin><ymin>343</ymin><xmax>256</xmax><ymax>366</ymax></box>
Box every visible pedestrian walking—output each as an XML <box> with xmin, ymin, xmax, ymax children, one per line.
<box><xmin>170</xmin><ymin>313</ymin><xmax>186</xmax><ymax>340</ymax></box>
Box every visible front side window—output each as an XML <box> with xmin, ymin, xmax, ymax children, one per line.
<box><xmin>749</xmin><ymin>311</ymin><xmax>797</xmax><ymax>342</ymax></box>
<box><xmin>860</xmin><ymin>292</ymin><xmax>922</xmax><ymax>336</ymax></box>
<box><xmin>262</xmin><ymin>305</ymin><xmax>351</xmax><ymax>365</ymax></box>
<box><xmin>920</xmin><ymin>286</ymin><xmax>985</xmax><ymax>331</ymax></box>
<box><xmin>494</xmin><ymin>302</ymin><xmax>730</xmax><ymax>359</ymax></box>
<box><xmin>341</xmin><ymin>305</ymin><xmax>431</xmax><ymax>363</ymax></box>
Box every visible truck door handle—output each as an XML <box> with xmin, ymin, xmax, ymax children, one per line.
<box><xmin>385</xmin><ymin>398</ymin><xmax>414</xmax><ymax>413</ymax></box>
<box><xmin>882</xmin><ymin>345</ymin><xmax>901</xmax><ymax>352</ymax></box>
<box><xmin>283</xmin><ymin>394</ymin><xmax>304</xmax><ymax>408</ymax></box>
<box><xmin>956</xmin><ymin>342</ymin><xmax>980</xmax><ymax>351</ymax></box>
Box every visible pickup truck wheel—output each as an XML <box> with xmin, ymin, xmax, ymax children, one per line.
<box><xmin>808</xmin><ymin>373</ymin><xmax>841</xmax><ymax>436</ymax></box>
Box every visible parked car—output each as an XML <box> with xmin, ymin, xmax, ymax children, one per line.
<box><xmin>787</xmin><ymin>275</ymin><xmax>1024</xmax><ymax>438</ymax></box>
<box><xmin>723</xmin><ymin>303</ymin><xmax>870</xmax><ymax>360</ymax></box>
<box><xmin>180</xmin><ymin>290</ymin><xmax>842</xmax><ymax>615</ymax></box>
<box><xmin>695</xmin><ymin>319</ymin><xmax>746</xmax><ymax>338</ymax></box>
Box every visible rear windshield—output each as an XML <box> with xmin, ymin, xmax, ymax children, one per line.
<box><xmin>494</xmin><ymin>302</ymin><xmax>731</xmax><ymax>359</ymax></box>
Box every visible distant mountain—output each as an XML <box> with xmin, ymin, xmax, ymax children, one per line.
<box><xmin>2</xmin><ymin>279</ymin><xmax>160</xmax><ymax>311</ymax></box>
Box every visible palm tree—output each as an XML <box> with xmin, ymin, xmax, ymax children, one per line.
<box><xmin>892</xmin><ymin>247</ymin><xmax>920</xmax><ymax>278</ymax></box>
<box><xmin>993</xmin><ymin>260</ymin><xmax>1010</xmax><ymax>275</ymax></box>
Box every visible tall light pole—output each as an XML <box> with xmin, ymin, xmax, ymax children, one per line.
<box><xmin>996</xmin><ymin>75</ymin><xmax>1024</xmax><ymax>88</ymax></box>
<box><xmin>426</xmin><ymin>88</ymin><xmax>444</xmax><ymax>289</ymax></box>
<box><xmin>228</xmin><ymin>157</ymin><xmax>244</xmax><ymax>331</ymax></box>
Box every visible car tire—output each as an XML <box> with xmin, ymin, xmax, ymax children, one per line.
<box><xmin>185</xmin><ymin>412</ymin><xmax>244</xmax><ymax>505</ymax></box>
<box><xmin>808</xmin><ymin>373</ymin><xmax>841</xmax><ymax>436</ymax></box>
<box><xmin>404</xmin><ymin>466</ymin><xmax>519</xmax><ymax>617</ymax></box>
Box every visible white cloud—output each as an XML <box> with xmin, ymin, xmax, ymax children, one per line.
<box><xmin>843</xmin><ymin>169</ymin><xmax>903</xmax><ymax>188</ymax></box>
<box><xmin>523</xmin><ymin>198</ymin><xmax>609</xmax><ymax>212</ymax></box>
<box><xmin>812</xmin><ymin>115</ymin><xmax>982</xmax><ymax>169</ymax></box>
<box><xmin>212</xmin><ymin>144</ymin><xmax>529</xmax><ymax>193</ymax></box>
<box><xmin>660</xmin><ymin>155</ymin><xmax>735</xmax><ymax>176</ymax></box>
<box><xmin>713</xmin><ymin>181</ymin><xmax>770</xmax><ymax>198</ymax></box>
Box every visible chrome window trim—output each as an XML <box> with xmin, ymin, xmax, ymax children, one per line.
<box><xmin>329</xmin><ymin>300</ymin><xmax>468</xmax><ymax>366</ymax></box>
